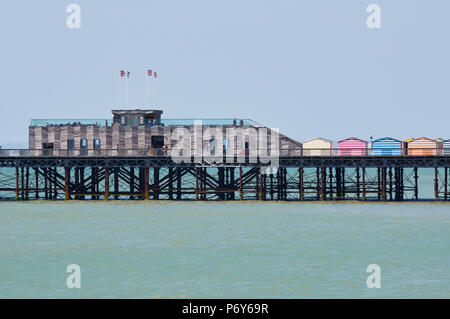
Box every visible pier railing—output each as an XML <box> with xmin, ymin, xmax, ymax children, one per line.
<box><xmin>0</xmin><ymin>148</ymin><xmax>448</xmax><ymax>157</ymax></box>
<box><xmin>29</xmin><ymin>118</ymin><xmax>261</xmax><ymax>127</ymax></box>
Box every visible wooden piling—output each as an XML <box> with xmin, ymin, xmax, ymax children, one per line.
<box><xmin>144</xmin><ymin>167</ymin><xmax>149</xmax><ymax>200</ymax></box>
<box><xmin>104</xmin><ymin>166</ymin><xmax>109</xmax><ymax>200</ymax></box>
<box><xmin>64</xmin><ymin>167</ymin><xmax>71</xmax><ymax>200</ymax></box>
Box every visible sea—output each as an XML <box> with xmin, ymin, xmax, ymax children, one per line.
<box><xmin>0</xmin><ymin>199</ymin><xmax>449</xmax><ymax>298</ymax></box>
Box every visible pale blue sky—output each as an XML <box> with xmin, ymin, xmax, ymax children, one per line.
<box><xmin>1</xmin><ymin>0</ymin><xmax>449</xmax><ymax>146</ymax></box>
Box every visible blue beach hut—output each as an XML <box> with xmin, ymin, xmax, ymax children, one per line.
<box><xmin>372</xmin><ymin>137</ymin><xmax>402</xmax><ymax>156</ymax></box>
<box><xmin>443</xmin><ymin>139</ymin><xmax>450</xmax><ymax>155</ymax></box>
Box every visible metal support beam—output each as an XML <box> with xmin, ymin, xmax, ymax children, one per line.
<box><xmin>329</xmin><ymin>167</ymin><xmax>333</xmax><ymax>200</ymax></box>
<box><xmin>239</xmin><ymin>167</ymin><xmax>243</xmax><ymax>200</ymax></box>
<box><xmin>130</xmin><ymin>167</ymin><xmax>135</xmax><ymax>200</ymax></box>
<box><xmin>153</xmin><ymin>167</ymin><xmax>159</xmax><ymax>200</ymax></box>
<box><xmin>114</xmin><ymin>168</ymin><xmax>119</xmax><ymax>200</ymax></box>
<box><xmin>176</xmin><ymin>168</ymin><xmax>182</xmax><ymax>200</ymax></box>
<box><xmin>299</xmin><ymin>167</ymin><xmax>304</xmax><ymax>201</ymax></box>
<box><xmin>35</xmin><ymin>167</ymin><xmax>39</xmax><ymax>199</ymax></box>
<box><xmin>362</xmin><ymin>167</ymin><xmax>366</xmax><ymax>202</ymax></box>
<box><xmin>195</xmin><ymin>167</ymin><xmax>199</xmax><ymax>201</ymax></box>
<box><xmin>15</xmin><ymin>167</ymin><xmax>19</xmax><ymax>201</ymax></box>
<box><xmin>445</xmin><ymin>167</ymin><xmax>448</xmax><ymax>201</ymax></box>
<box><xmin>21</xmin><ymin>167</ymin><xmax>24</xmax><ymax>200</ymax></box>
<box><xmin>259</xmin><ymin>168</ymin><xmax>263</xmax><ymax>200</ymax></box>
<box><xmin>168</xmin><ymin>167</ymin><xmax>173</xmax><ymax>200</ymax></box>
<box><xmin>434</xmin><ymin>167</ymin><xmax>439</xmax><ymax>201</ymax></box>
<box><xmin>414</xmin><ymin>167</ymin><xmax>418</xmax><ymax>200</ymax></box>
<box><xmin>356</xmin><ymin>167</ymin><xmax>360</xmax><ymax>200</ymax></box>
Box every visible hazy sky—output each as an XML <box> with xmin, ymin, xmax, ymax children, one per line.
<box><xmin>1</xmin><ymin>0</ymin><xmax>449</xmax><ymax>146</ymax></box>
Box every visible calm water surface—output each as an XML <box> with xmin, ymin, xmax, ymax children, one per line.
<box><xmin>0</xmin><ymin>201</ymin><xmax>449</xmax><ymax>298</ymax></box>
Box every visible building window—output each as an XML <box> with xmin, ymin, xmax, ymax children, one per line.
<box><xmin>210</xmin><ymin>136</ymin><xmax>216</xmax><ymax>155</ymax></box>
<box><xmin>67</xmin><ymin>139</ymin><xmax>75</xmax><ymax>150</ymax></box>
<box><xmin>80</xmin><ymin>139</ymin><xmax>87</xmax><ymax>149</ymax></box>
<box><xmin>93</xmin><ymin>139</ymin><xmax>101</xmax><ymax>150</ymax></box>
<box><xmin>121</xmin><ymin>116</ymin><xmax>125</xmax><ymax>125</ymax></box>
<box><xmin>223</xmin><ymin>138</ymin><xmax>228</xmax><ymax>155</ymax></box>
<box><xmin>151</xmin><ymin>136</ymin><xmax>164</xmax><ymax>148</ymax></box>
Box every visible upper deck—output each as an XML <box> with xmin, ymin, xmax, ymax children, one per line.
<box><xmin>29</xmin><ymin>118</ymin><xmax>262</xmax><ymax>127</ymax></box>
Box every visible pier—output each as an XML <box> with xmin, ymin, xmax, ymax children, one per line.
<box><xmin>2</xmin><ymin>108</ymin><xmax>450</xmax><ymax>201</ymax></box>
<box><xmin>1</xmin><ymin>150</ymin><xmax>450</xmax><ymax>201</ymax></box>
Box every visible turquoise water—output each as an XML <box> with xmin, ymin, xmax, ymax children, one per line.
<box><xmin>0</xmin><ymin>201</ymin><xmax>449</xmax><ymax>298</ymax></box>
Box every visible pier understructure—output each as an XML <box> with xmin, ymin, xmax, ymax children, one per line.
<box><xmin>1</xmin><ymin>152</ymin><xmax>450</xmax><ymax>201</ymax></box>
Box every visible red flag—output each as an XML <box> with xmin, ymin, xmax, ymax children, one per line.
<box><xmin>120</xmin><ymin>70</ymin><xmax>125</xmax><ymax>77</ymax></box>
<box><xmin>154</xmin><ymin>72</ymin><xmax>157</xmax><ymax>78</ymax></box>
<box><xmin>147</xmin><ymin>69</ymin><xmax>152</xmax><ymax>76</ymax></box>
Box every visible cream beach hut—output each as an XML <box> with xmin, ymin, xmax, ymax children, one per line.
<box><xmin>302</xmin><ymin>137</ymin><xmax>333</xmax><ymax>156</ymax></box>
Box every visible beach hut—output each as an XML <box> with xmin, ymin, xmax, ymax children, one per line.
<box><xmin>372</xmin><ymin>137</ymin><xmax>402</xmax><ymax>156</ymax></box>
<box><xmin>302</xmin><ymin>137</ymin><xmax>333</xmax><ymax>156</ymax></box>
<box><xmin>443</xmin><ymin>139</ymin><xmax>450</xmax><ymax>155</ymax></box>
<box><xmin>406</xmin><ymin>137</ymin><xmax>442</xmax><ymax>156</ymax></box>
<box><xmin>337</xmin><ymin>137</ymin><xmax>367</xmax><ymax>156</ymax></box>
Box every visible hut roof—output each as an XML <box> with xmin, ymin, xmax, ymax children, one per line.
<box><xmin>303</xmin><ymin>137</ymin><xmax>333</xmax><ymax>144</ymax></box>
<box><xmin>373</xmin><ymin>137</ymin><xmax>402</xmax><ymax>143</ymax></box>
<box><xmin>338</xmin><ymin>137</ymin><xmax>367</xmax><ymax>143</ymax></box>
<box><xmin>410</xmin><ymin>137</ymin><xmax>435</xmax><ymax>142</ymax></box>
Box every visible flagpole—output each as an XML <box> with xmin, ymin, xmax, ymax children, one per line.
<box><xmin>119</xmin><ymin>73</ymin><xmax>122</xmax><ymax>107</ymax></box>
<box><xmin>153</xmin><ymin>74</ymin><xmax>156</xmax><ymax>107</ymax></box>
<box><xmin>145</xmin><ymin>73</ymin><xmax>148</xmax><ymax>107</ymax></box>
<box><xmin>126</xmin><ymin>73</ymin><xmax>129</xmax><ymax>107</ymax></box>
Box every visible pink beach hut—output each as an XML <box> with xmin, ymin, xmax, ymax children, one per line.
<box><xmin>337</xmin><ymin>137</ymin><xmax>368</xmax><ymax>156</ymax></box>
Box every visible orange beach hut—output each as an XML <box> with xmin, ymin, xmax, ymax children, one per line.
<box><xmin>406</xmin><ymin>137</ymin><xmax>442</xmax><ymax>156</ymax></box>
